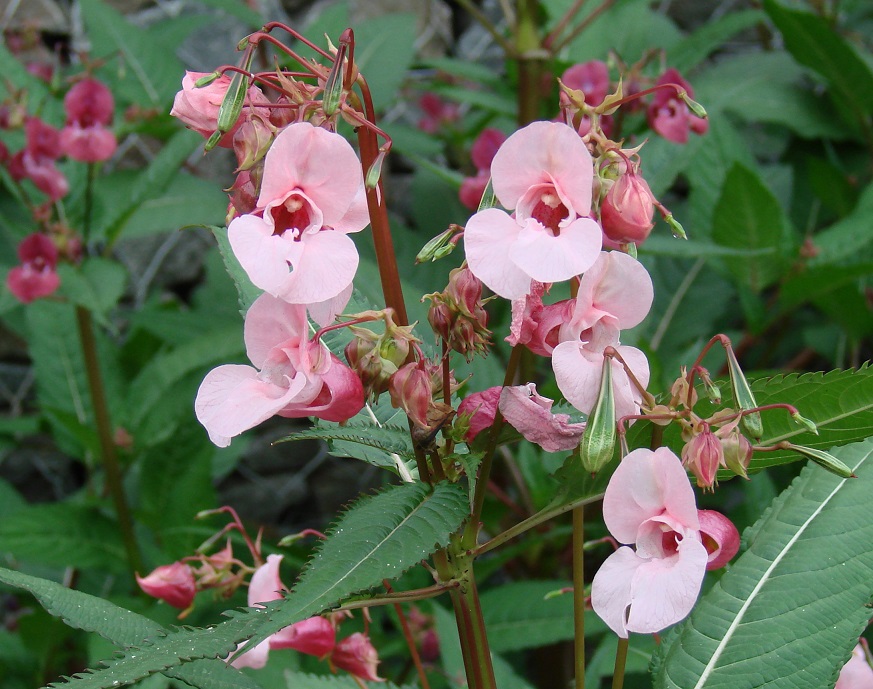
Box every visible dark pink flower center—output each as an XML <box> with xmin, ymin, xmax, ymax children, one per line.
<box><xmin>661</xmin><ymin>530</ymin><xmax>681</xmax><ymax>556</ymax></box>
<box><xmin>530</xmin><ymin>191</ymin><xmax>569</xmax><ymax>236</ymax></box>
<box><xmin>270</xmin><ymin>194</ymin><xmax>312</xmax><ymax>240</ymax></box>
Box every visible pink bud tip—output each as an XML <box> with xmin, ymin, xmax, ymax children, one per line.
<box><xmin>697</xmin><ymin>509</ymin><xmax>740</xmax><ymax>570</ymax></box>
<box><xmin>136</xmin><ymin>562</ymin><xmax>196</xmax><ymax>609</ymax></box>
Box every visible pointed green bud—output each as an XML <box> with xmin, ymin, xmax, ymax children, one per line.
<box><xmin>679</xmin><ymin>91</ymin><xmax>707</xmax><ymax>119</ymax></box>
<box><xmin>725</xmin><ymin>346</ymin><xmax>763</xmax><ymax>440</ymax></box>
<box><xmin>322</xmin><ymin>47</ymin><xmax>346</xmax><ymax>116</ymax></box>
<box><xmin>579</xmin><ymin>357</ymin><xmax>616</xmax><ymax>473</ymax></box>
<box><xmin>366</xmin><ymin>150</ymin><xmax>386</xmax><ymax>190</ymax></box>
<box><xmin>194</xmin><ymin>71</ymin><xmax>222</xmax><ymax>88</ymax></box>
<box><xmin>416</xmin><ymin>225</ymin><xmax>459</xmax><ymax>263</ymax></box>
<box><xmin>664</xmin><ymin>213</ymin><xmax>687</xmax><ymax>240</ymax></box>
<box><xmin>626</xmin><ymin>242</ymin><xmax>638</xmax><ymax>259</ymax></box>
<box><xmin>788</xmin><ymin>444</ymin><xmax>855</xmax><ymax>478</ymax></box>
<box><xmin>204</xmin><ymin>70</ymin><xmax>249</xmax><ymax>152</ymax></box>
<box><xmin>791</xmin><ymin>411</ymin><xmax>818</xmax><ymax>435</ymax></box>
<box><xmin>477</xmin><ymin>177</ymin><xmax>497</xmax><ymax>211</ymax></box>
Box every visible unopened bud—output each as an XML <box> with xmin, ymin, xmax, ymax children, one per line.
<box><xmin>578</xmin><ymin>357</ymin><xmax>616</xmax><ymax>473</ymax></box>
<box><xmin>194</xmin><ymin>71</ymin><xmax>222</xmax><ymax>88</ymax></box>
<box><xmin>678</xmin><ymin>91</ymin><xmax>708</xmax><ymax>119</ymax></box>
<box><xmin>232</xmin><ymin>115</ymin><xmax>274</xmax><ymax>171</ymax></box>
<box><xmin>664</xmin><ymin>213</ymin><xmax>687</xmax><ymax>240</ymax></box>
<box><xmin>389</xmin><ymin>361</ymin><xmax>433</xmax><ymax>429</ymax></box>
<box><xmin>791</xmin><ymin>411</ymin><xmax>818</xmax><ymax>435</ymax></box>
<box><xmin>788</xmin><ymin>444</ymin><xmax>855</xmax><ymax>478</ymax></box>
<box><xmin>697</xmin><ymin>509</ymin><xmax>740</xmax><ymax>570</ymax></box>
<box><xmin>681</xmin><ymin>423</ymin><xmax>724</xmax><ymax>489</ymax></box>
<box><xmin>321</xmin><ymin>48</ymin><xmax>346</xmax><ymax>117</ymax></box>
<box><xmin>136</xmin><ymin>562</ymin><xmax>196</xmax><ymax>610</ymax></box>
<box><xmin>724</xmin><ymin>346</ymin><xmax>763</xmax><ymax>440</ymax></box>
<box><xmin>205</xmin><ymin>70</ymin><xmax>249</xmax><ymax>152</ymax></box>
<box><xmin>600</xmin><ymin>171</ymin><xmax>656</xmax><ymax>245</ymax></box>
<box><xmin>416</xmin><ymin>225</ymin><xmax>460</xmax><ymax>264</ymax></box>
<box><xmin>720</xmin><ymin>426</ymin><xmax>752</xmax><ymax>479</ymax></box>
<box><xmin>698</xmin><ymin>368</ymin><xmax>722</xmax><ymax>404</ymax></box>
<box><xmin>366</xmin><ymin>149</ymin><xmax>386</xmax><ymax>190</ymax></box>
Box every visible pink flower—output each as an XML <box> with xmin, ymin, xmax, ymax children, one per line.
<box><xmin>600</xmin><ymin>172</ymin><xmax>656</xmax><ymax>245</ymax></box>
<box><xmin>459</xmin><ymin>128</ymin><xmax>508</xmax><ymax>210</ymax></box>
<box><xmin>136</xmin><ymin>562</ymin><xmax>196</xmax><ymax>610</ymax></box>
<box><xmin>6</xmin><ymin>233</ymin><xmax>61</xmax><ymax>303</ymax></box>
<box><xmin>232</xmin><ymin>554</ymin><xmax>336</xmax><ymax>669</ymax></box>
<box><xmin>459</xmin><ymin>172</ymin><xmax>490</xmax><ymax>211</ymax></box>
<box><xmin>550</xmin><ymin>251</ymin><xmax>653</xmax><ymax>420</ymax></box>
<box><xmin>457</xmin><ymin>386</ymin><xmax>502</xmax><ymax>442</ymax></box>
<box><xmin>561</xmin><ymin>61</ymin><xmax>610</xmax><ymax>107</ymax></box>
<box><xmin>170</xmin><ymin>71</ymin><xmax>270</xmax><ymax>147</ymax></box>
<box><xmin>61</xmin><ymin>79</ymin><xmax>117</xmax><ymax>162</ymax></box>
<box><xmin>228</xmin><ymin>122</ymin><xmax>369</xmax><ymax>305</ymax></box>
<box><xmin>195</xmin><ymin>293</ymin><xmax>364</xmax><ymax>447</ymax></box>
<box><xmin>836</xmin><ymin>643</ymin><xmax>873</xmax><ymax>689</ymax></box>
<box><xmin>591</xmin><ymin>447</ymin><xmax>708</xmax><ymax>638</ymax></box>
<box><xmin>498</xmin><ymin>383</ymin><xmax>585</xmax><ymax>452</ymax></box>
<box><xmin>9</xmin><ymin>118</ymin><xmax>68</xmax><ymax>200</ymax></box>
<box><xmin>388</xmin><ymin>360</ymin><xmax>433</xmax><ymax>429</ymax></box>
<box><xmin>331</xmin><ymin>632</ymin><xmax>384</xmax><ymax>682</ymax></box>
<box><xmin>697</xmin><ymin>509</ymin><xmax>740</xmax><ymax>570</ymax></box>
<box><xmin>647</xmin><ymin>69</ymin><xmax>708</xmax><ymax>144</ymax></box>
<box><xmin>418</xmin><ymin>92</ymin><xmax>460</xmax><ymax>134</ymax></box>
<box><xmin>464</xmin><ymin>121</ymin><xmax>602</xmax><ymax>299</ymax></box>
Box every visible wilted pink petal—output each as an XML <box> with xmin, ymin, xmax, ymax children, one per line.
<box><xmin>136</xmin><ymin>562</ymin><xmax>196</xmax><ymax>610</ymax></box>
<box><xmin>591</xmin><ymin>447</ymin><xmax>707</xmax><ymax>638</ymax></box>
<box><xmin>331</xmin><ymin>633</ymin><xmax>384</xmax><ymax>682</ymax></box>
<box><xmin>507</xmin><ymin>281</ymin><xmax>545</xmax><ymax>348</ymax></box>
<box><xmin>836</xmin><ymin>644</ymin><xmax>873</xmax><ymax>689</ymax></box>
<box><xmin>457</xmin><ymin>386</ymin><xmax>501</xmax><ymax>442</ymax></box>
<box><xmin>697</xmin><ymin>509</ymin><xmax>740</xmax><ymax>570</ymax></box>
<box><xmin>271</xmin><ymin>616</ymin><xmax>336</xmax><ymax>658</ymax></box>
<box><xmin>498</xmin><ymin>383</ymin><xmax>585</xmax><ymax>452</ymax></box>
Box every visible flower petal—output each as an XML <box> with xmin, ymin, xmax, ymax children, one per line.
<box><xmin>491</xmin><ymin>121</ymin><xmax>593</xmax><ymax>215</ymax></box>
<box><xmin>508</xmin><ymin>216</ymin><xmax>601</xmax><ymax>284</ymax></box>
<box><xmin>551</xmin><ymin>340</ymin><xmax>606</xmax><ymax>415</ymax></box>
<box><xmin>571</xmin><ymin>251</ymin><xmax>654</xmax><ymax>333</ymax></box>
<box><xmin>244</xmin><ymin>293</ymin><xmax>308</xmax><ymax>369</ymax></box>
<box><xmin>277</xmin><ymin>231</ymin><xmax>359</xmax><ymax>304</ymax></box>
<box><xmin>499</xmin><ymin>383</ymin><xmax>585</xmax><ymax>452</ymax></box>
<box><xmin>194</xmin><ymin>364</ymin><xmax>308</xmax><ymax>447</ymax></box>
<box><xmin>228</xmin><ymin>214</ymin><xmax>302</xmax><ymax>297</ymax></box>
<box><xmin>590</xmin><ymin>546</ymin><xmax>644</xmax><ymax>638</ymax></box>
<box><xmin>248</xmin><ymin>554</ymin><xmax>285</xmax><ymax>606</ymax></box>
<box><xmin>464</xmin><ymin>208</ymin><xmax>531</xmax><ymax>299</ymax></box>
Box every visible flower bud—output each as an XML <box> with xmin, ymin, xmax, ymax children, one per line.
<box><xmin>789</xmin><ymin>444</ymin><xmax>855</xmax><ymax>479</ymax></box>
<box><xmin>424</xmin><ymin>267</ymin><xmax>491</xmax><ymax>360</ymax></box>
<box><xmin>720</xmin><ymin>426</ymin><xmax>753</xmax><ymax>479</ymax></box>
<box><xmin>136</xmin><ymin>562</ymin><xmax>196</xmax><ymax>610</ymax></box>
<box><xmin>724</xmin><ymin>346</ymin><xmax>763</xmax><ymax>440</ymax></box>
<box><xmin>578</xmin><ymin>357</ymin><xmax>616</xmax><ymax>474</ymax></box>
<box><xmin>389</xmin><ymin>361</ymin><xmax>433</xmax><ymax>428</ymax></box>
<box><xmin>416</xmin><ymin>225</ymin><xmax>461</xmax><ymax>264</ymax></box>
<box><xmin>232</xmin><ymin>114</ymin><xmax>274</xmax><ymax>171</ymax></box>
<box><xmin>697</xmin><ymin>509</ymin><xmax>740</xmax><ymax>570</ymax></box>
<box><xmin>270</xmin><ymin>616</ymin><xmax>336</xmax><ymax>658</ymax></box>
<box><xmin>456</xmin><ymin>386</ymin><xmax>501</xmax><ymax>443</ymax></box>
<box><xmin>331</xmin><ymin>633</ymin><xmax>383</xmax><ymax>682</ymax></box>
<box><xmin>681</xmin><ymin>423</ymin><xmax>724</xmax><ymax>489</ymax></box>
<box><xmin>600</xmin><ymin>171</ymin><xmax>656</xmax><ymax>245</ymax></box>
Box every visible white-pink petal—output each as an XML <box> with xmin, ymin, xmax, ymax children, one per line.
<box><xmin>244</xmin><ymin>294</ymin><xmax>308</xmax><ymax>368</ymax></box>
<box><xmin>491</xmin><ymin>121</ymin><xmax>594</xmax><ymax>215</ymax></box>
<box><xmin>570</xmin><ymin>251</ymin><xmax>654</xmax><ymax>334</ymax></box>
<box><xmin>590</xmin><ymin>546</ymin><xmax>644</xmax><ymax>638</ymax></box>
<box><xmin>276</xmin><ymin>230</ymin><xmax>359</xmax><ymax>304</ymax></box>
<box><xmin>228</xmin><ymin>214</ymin><xmax>302</xmax><ymax>297</ymax></box>
<box><xmin>508</xmin><ymin>216</ymin><xmax>601</xmax><ymax>284</ymax></box>
<box><xmin>499</xmin><ymin>383</ymin><xmax>585</xmax><ymax>452</ymax></box>
<box><xmin>464</xmin><ymin>208</ymin><xmax>531</xmax><ymax>299</ymax></box>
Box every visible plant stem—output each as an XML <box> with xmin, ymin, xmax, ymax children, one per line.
<box><xmin>611</xmin><ymin>637</ymin><xmax>629</xmax><ymax>689</ymax></box>
<box><xmin>455</xmin><ymin>0</ymin><xmax>517</xmax><ymax>55</ymax></box>
<box><xmin>515</xmin><ymin>0</ymin><xmax>547</xmax><ymax>126</ymax></box>
<box><xmin>572</xmin><ymin>505</ymin><xmax>586</xmax><ymax>689</ymax></box>
<box><xmin>75</xmin><ymin>306</ymin><xmax>142</xmax><ymax>577</ymax></box>
<box><xmin>448</xmin><ymin>570</ymin><xmax>497</xmax><ymax>689</ymax></box>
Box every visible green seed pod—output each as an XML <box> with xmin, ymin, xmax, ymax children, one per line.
<box><xmin>725</xmin><ymin>346</ymin><xmax>763</xmax><ymax>440</ymax></box>
<box><xmin>579</xmin><ymin>358</ymin><xmax>616</xmax><ymax>474</ymax></box>
<box><xmin>789</xmin><ymin>444</ymin><xmax>855</xmax><ymax>479</ymax></box>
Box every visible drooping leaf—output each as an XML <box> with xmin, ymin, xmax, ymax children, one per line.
<box><xmin>654</xmin><ymin>437</ymin><xmax>873</xmax><ymax>688</ymax></box>
<box><xmin>279</xmin><ymin>423</ymin><xmax>416</xmax><ymax>465</ymax></box>
<box><xmin>712</xmin><ymin>163</ymin><xmax>788</xmax><ymax>292</ymax></box>
<box><xmin>47</xmin><ymin>481</ymin><xmax>468</xmax><ymax>688</ymax></box>
<box><xmin>0</xmin><ymin>567</ymin><xmax>262</xmax><ymax>689</ymax></box>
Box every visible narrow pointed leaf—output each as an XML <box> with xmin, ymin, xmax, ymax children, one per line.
<box><xmin>46</xmin><ymin>481</ymin><xmax>468</xmax><ymax>688</ymax></box>
<box><xmin>654</xmin><ymin>437</ymin><xmax>873</xmax><ymax>688</ymax></box>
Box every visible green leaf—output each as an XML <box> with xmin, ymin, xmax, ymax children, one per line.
<box><xmin>810</xmin><ymin>181</ymin><xmax>873</xmax><ymax>264</ymax></box>
<box><xmin>654</xmin><ymin>437</ymin><xmax>873</xmax><ymax>688</ymax></box>
<box><xmin>748</xmin><ymin>366</ymin><xmax>873</xmax><ymax>471</ymax></box>
<box><xmin>57</xmin><ymin>259</ymin><xmax>127</xmax><ymax>323</ymax></box>
<box><xmin>668</xmin><ymin>10</ymin><xmax>766</xmax><ymax>73</ymax></box>
<box><xmin>712</xmin><ymin>163</ymin><xmax>788</xmax><ymax>292</ymax></box>
<box><xmin>280</xmin><ymin>422</ymin><xmax>416</xmax><ymax>466</ymax></box>
<box><xmin>79</xmin><ymin>0</ymin><xmax>184</xmax><ymax>107</ymax></box>
<box><xmin>186</xmin><ymin>0</ymin><xmax>262</xmax><ymax>26</ymax></box>
<box><xmin>355</xmin><ymin>14</ymin><xmax>418</xmax><ymax>109</ymax></box>
<box><xmin>96</xmin><ymin>130</ymin><xmax>203</xmax><ymax>245</ymax></box>
<box><xmin>0</xmin><ymin>567</ymin><xmax>263</xmax><ymax>689</ymax></box>
<box><xmin>763</xmin><ymin>0</ymin><xmax>873</xmax><ymax>123</ymax></box>
<box><xmin>210</xmin><ymin>226</ymin><xmax>261</xmax><ymax>314</ymax></box>
<box><xmin>0</xmin><ymin>503</ymin><xmax>127</xmax><ymax>572</ymax></box>
<box><xmin>49</xmin><ymin>482</ymin><xmax>468</xmax><ymax>688</ymax></box>
<box><xmin>481</xmin><ymin>580</ymin><xmax>608</xmax><ymax>652</ymax></box>
<box><xmin>281</xmin><ymin>672</ymin><xmax>414</xmax><ymax>689</ymax></box>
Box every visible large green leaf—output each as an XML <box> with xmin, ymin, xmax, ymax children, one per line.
<box><xmin>0</xmin><ymin>568</ymin><xmax>262</xmax><ymax>689</ymax></box>
<box><xmin>48</xmin><ymin>481</ymin><xmax>468</xmax><ymax>688</ymax></box>
<box><xmin>763</xmin><ymin>0</ymin><xmax>873</xmax><ymax>124</ymax></box>
<box><xmin>810</xmin><ymin>181</ymin><xmax>873</xmax><ymax>265</ymax></box>
<box><xmin>654</xmin><ymin>437</ymin><xmax>873</xmax><ymax>688</ymax></box>
<box><xmin>712</xmin><ymin>163</ymin><xmax>788</xmax><ymax>292</ymax></box>
<box><xmin>355</xmin><ymin>14</ymin><xmax>418</xmax><ymax>110</ymax></box>
<box><xmin>56</xmin><ymin>259</ymin><xmax>127</xmax><ymax>325</ymax></box>
<box><xmin>668</xmin><ymin>10</ymin><xmax>765</xmax><ymax>73</ymax></box>
<box><xmin>210</xmin><ymin>226</ymin><xmax>261</xmax><ymax>315</ymax></box>
<box><xmin>280</xmin><ymin>423</ymin><xmax>416</xmax><ymax>466</ymax></box>
<box><xmin>0</xmin><ymin>503</ymin><xmax>127</xmax><ymax>572</ymax></box>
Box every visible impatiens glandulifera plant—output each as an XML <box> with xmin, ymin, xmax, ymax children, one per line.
<box><xmin>1</xmin><ymin>2</ymin><xmax>872</xmax><ymax>689</ymax></box>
